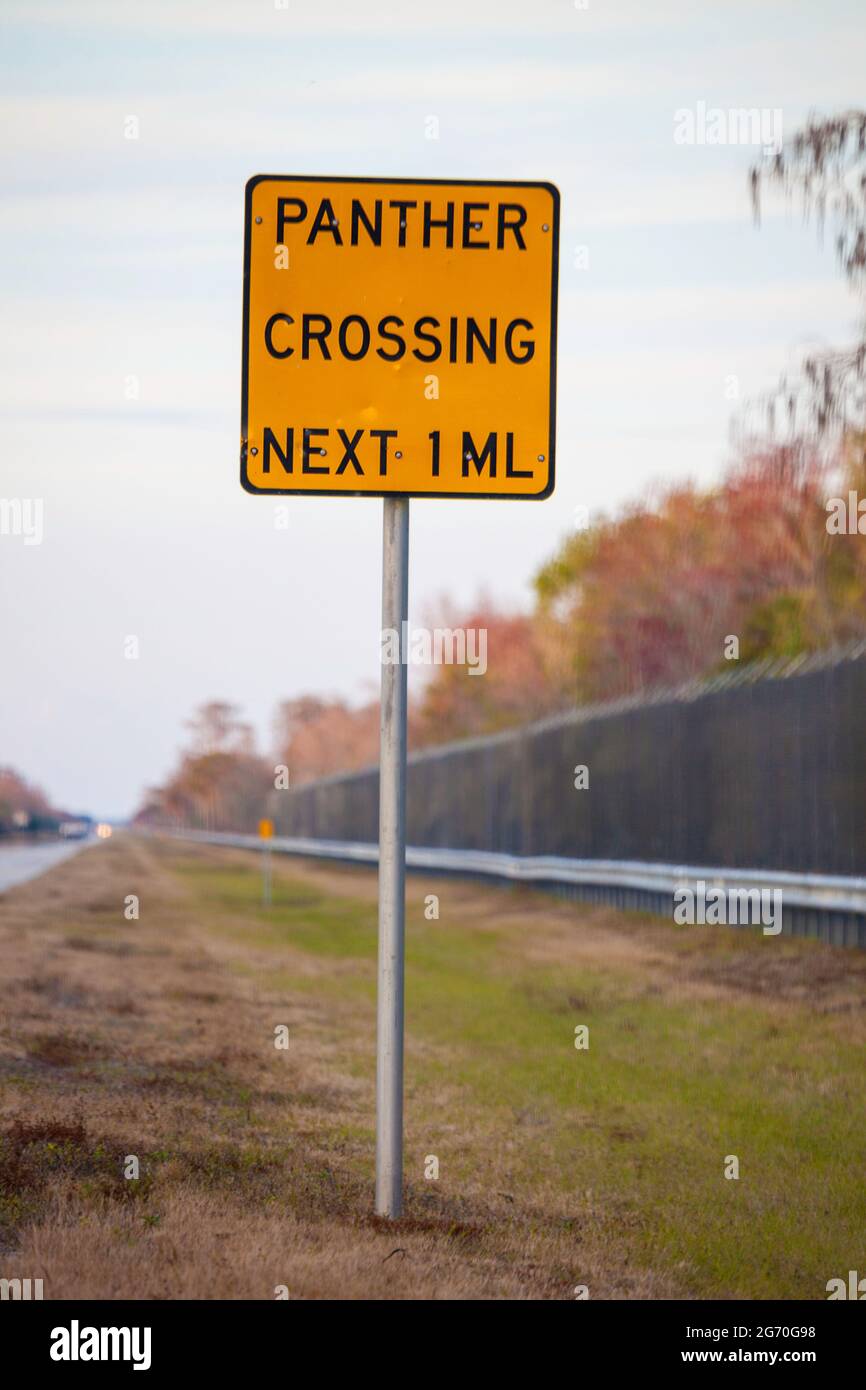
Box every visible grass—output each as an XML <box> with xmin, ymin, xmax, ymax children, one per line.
<box><xmin>1</xmin><ymin>834</ymin><xmax>865</xmax><ymax>1298</ymax></box>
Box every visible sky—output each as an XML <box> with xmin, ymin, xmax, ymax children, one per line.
<box><xmin>1</xmin><ymin>0</ymin><xmax>864</xmax><ymax>818</ymax></box>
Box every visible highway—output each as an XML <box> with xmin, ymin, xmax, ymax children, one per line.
<box><xmin>0</xmin><ymin>838</ymin><xmax>92</xmax><ymax>893</ymax></box>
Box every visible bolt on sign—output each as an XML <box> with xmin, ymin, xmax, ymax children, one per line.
<box><xmin>241</xmin><ymin>176</ymin><xmax>559</xmax><ymax>499</ymax></box>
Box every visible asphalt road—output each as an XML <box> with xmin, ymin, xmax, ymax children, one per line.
<box><xmin>0</xmin><ymin>838</ymin><xmax>91</xmax><ymax>893</ymax></box>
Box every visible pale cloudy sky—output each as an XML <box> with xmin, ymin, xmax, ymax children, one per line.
<box><xmin>1</xmin><ymin>0</ymin><xmax>864</xmax><ymax>817</ymax></box>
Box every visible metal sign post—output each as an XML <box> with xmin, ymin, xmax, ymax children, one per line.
<box><xmin>375</xmin><ymin>497</ymin><xmax>409</xmax><ymax>1218</ymax></box>
<box><xmin>240</xmin><ymin>173</ymin><xmax>559</xmax><ymax>1218</ymax></box>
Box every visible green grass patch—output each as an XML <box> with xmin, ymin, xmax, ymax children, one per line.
<box><xmin>169</xmin><ymin>851</ymin><xmax>866</xmax><ymax>1299</ymax></box>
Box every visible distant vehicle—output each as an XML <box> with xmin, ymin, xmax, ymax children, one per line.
<box><xmin>58</xmin><ymin>820</ymin><xmax>91</xmax><ymax>840</ymax></box>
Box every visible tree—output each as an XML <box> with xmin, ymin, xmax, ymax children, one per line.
<box><xmin>135</xmin><ymin>701</ymin><xmax>269</xmax><ymax>830</ymax></box>
<box><xmin>273</xmin><ymin>695</ymin><xmax>380</xmax><ymax>783</ymax></box>
<box><xmin>412</xmin><ymin>596</ymin><xmax>563</xmax><ymax>744</ymax></box>
<box><xmin>0</xmin><ymin>766</ymin><xmax>62</xmax><ymax>834</ymax></box>
<box><xmin>184</xmin><ymin>701</ymin><xmax>254</xmax><ymax>756</ymax></box>
<box><xmin>534</xmin><ymin>443</ymin><xmax>865</xmax><ymax>703</ymax></box>
<box><xmin>744</xmin><ymin>111</ymin><xmax>866</xmax><ymax>447</ymax></box>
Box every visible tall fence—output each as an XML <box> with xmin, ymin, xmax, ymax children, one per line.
<box><xmin>272</xmin><ymin>646</ymin><xmax>866</xmax><ymax>877</ymax></box>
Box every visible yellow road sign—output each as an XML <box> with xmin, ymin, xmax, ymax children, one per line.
<box><xmin>241</xmin><ymin>176</ymin><xmax>559</xmax><ymax>499</ymax></box>
<box><xmin>258</xmin><ymin>818</ymin><xmax>274</xmax><ymax>840</ymax></box>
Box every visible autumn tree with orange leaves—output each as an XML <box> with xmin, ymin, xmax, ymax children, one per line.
<box><xmin>411</xmin><ymin>598</ymin><xmax>563</xmax><ymax>745</ymax></box>
<box><xmin>273</xmin><ymin>695</ymin><xmax>380</xmax><ymax>782</ymax></box>
<box><xmin>533</xmin><ymin>441</ymin><xmax>866</xmax><ymax>703</ymax></box>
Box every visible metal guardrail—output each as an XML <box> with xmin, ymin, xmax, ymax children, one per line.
<box><xmin>163</xmin><ymin>830</ymin><xmax>866</xmax><ymax>948</ymax></box>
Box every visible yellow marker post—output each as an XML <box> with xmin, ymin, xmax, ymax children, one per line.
<box><xmin>259</xmin><ymin>818</ymin><xmax>274</xmax><ymax>906</ymax></box>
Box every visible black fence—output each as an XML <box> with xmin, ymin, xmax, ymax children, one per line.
<box><xmin>272</xmin><ymin>646</ymin><xmax>866</xmax><ymax>876</ymax></box>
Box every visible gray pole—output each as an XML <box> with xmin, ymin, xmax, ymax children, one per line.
<box><xmin>375</xmin><ymin>496</ymin><xmax>409</xmax><ymax>1218</ymax></box>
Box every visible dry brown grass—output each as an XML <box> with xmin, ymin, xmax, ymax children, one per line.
<box><xmin>0</xmin><ymin>835</ymin><xmax>680</xmax><ymax>1299</ymax></box>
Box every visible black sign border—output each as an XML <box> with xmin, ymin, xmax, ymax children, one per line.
<box><xmin>240</xmin><ymin>174</ymin><xmax>559</xmax><ymax>501</ymax></box>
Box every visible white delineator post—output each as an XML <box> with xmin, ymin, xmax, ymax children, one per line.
<box><xmin>375</xmin><ymin>496</ymin><xmax>409</xmax><ymax>1218</ymax></box>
